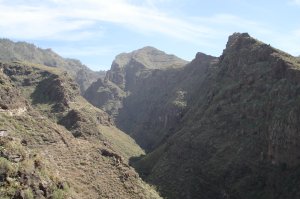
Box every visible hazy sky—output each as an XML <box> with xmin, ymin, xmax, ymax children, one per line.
<box><xmin>0</xmin><ymin>0</ymin><xmax>299</xmax><ymax>70</ymax></box>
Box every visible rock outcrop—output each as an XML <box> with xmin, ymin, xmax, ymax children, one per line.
<box><xmin>84</xmin><ymin>78</ymin><xmax>126</xmax><ymax>117</ymax></box>
<box><xmin>0</xmin><ymin>64</ymin><xmax>27</xmax><ymax>110</ymax></box>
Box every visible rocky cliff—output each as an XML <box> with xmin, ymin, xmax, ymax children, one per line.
<box><xmin>84</xmin><ymin>47</ymin><xmax>189</xmax><ymax>150</ymax></box>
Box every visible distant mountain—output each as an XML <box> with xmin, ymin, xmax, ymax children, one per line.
<box><xmin>0</xmin><ymin>39</ymin><xmax>105</xmax><ymax>92</ymax></box>
<box><xmin>117</xmin><ymin>51</ymin><xmax>216</xmax><ymax>151</ymax></box>
<box><xmin>84</xmin><ymin>47</ymin><xmax>219</xmax><ymax>152</ymax></box>
<box><xmin>84</xmin><ymin>47</ymin><xmax>188</xmax><ymax>150</ymax></box>
<box><xmin>84</xmin><ymin>46</ymin><xmax>188</xmax><ymax>118</ymax></box>
<box><xmin>106</xmin><ymin>46</ymin><xmax>188</xmax><ymax>89</ymax></box>
<box><xmin>0</xmin><ymin>61</ymin><xmax>161</xmax><ymax>198</ymax></box>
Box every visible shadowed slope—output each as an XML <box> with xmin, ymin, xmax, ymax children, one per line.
<box><xmin>133</xmin><ymin>33</ymin><xmax>300</xmax><ymax>199</ymax></box>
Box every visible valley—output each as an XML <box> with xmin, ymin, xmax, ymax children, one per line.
<box><xmin>1</xmin><ymin>33</ymin><xmax>300</xmax><ymax>199</ymax></box>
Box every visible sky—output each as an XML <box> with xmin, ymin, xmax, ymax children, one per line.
<box><xmin>0</xmin><ymin>0</ymin><xmax>299</xmax><ymax>71</ymax></box>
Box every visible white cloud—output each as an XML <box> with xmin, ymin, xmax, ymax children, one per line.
<box><xmin>0</xmin><ymin>0</ymin><xmax>256</xmax><ymax>44</ymax></box>
<box><xmin>0</xmin><ymin>3</ymin><xmax>99</xmax><ymax>40</ymax></box>
<box><xmin>57</xmin><ymin>0</ymin><xmax>216</xmax><ymax>43</ymax></box>
<box><xmin>0</xmin><ymin>0</ymin><xmax>298</xmax><ymax>57</ymax></box>
<box><xmin>0</xmin><ymin>0</ymin><xmax>267</xmax><ymax>48</ymax></box>
<box><xmin>0</xmin><ymin>0</ymin><xmax>215</xmax><ymax>44</ymax></box>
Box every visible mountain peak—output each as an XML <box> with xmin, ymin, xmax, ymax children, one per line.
<box><xmin>224</xmin><ymin>32</ymin><xmax>278</xmax><ymax>57</ymax></box>
<box><xmin>131</xmin><ymin>46</ymin><xmax>168</xmax><ymax>57</ymax></box>
<box><xmin>195</xmin><ymin>52</ymin><xmax>216</xmax><ymax>61</ymax></box>
<box><xmin>225</xmin><ymin>32</ymin><xmax>253</xmax><ymax>49</ymax></box>
<box><xmin>226</xmin><ymin>32</ymin><xmax>251</xmax><ymax>48</ymax></box>
<box><xmin>219</xmin><ymin>32</ymin><xmax>300</xmax><ymax>82</ymax></box>
<box><xmin>221</xmin><ymin>32</ymin><xmax>276</xmax><ymax>63</ymax></box>
<box><xmin>112</xmin><ymin>46</ymin><xmax>188</xmax><ymax>70</ymax></box>
<box><xmin>136</xmin><ymin>46</ymin><xmax>160</xmax><ymax>52</ymax></box>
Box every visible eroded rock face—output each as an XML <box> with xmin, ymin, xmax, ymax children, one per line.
<box><xmin>2</xmin><ymin>62</ymin><xmax>80</xmax><ymax>112</ymax></box>
<box><xmin>84</xmin><ymin>78</ymin><xmax>126</xmax><ymax>117</ymax></box>
<box><xmin>31</xmin><ymin>74</ymin><xmax>79</xmax><ymax>107</ymax></box>
<box><xmin>75</xmin><ymin>68</ymin><xmax>106</xmax><ymax>92</ymax></box>
<box><xmin>0</xmin><ymin>64</ymin><xmax>27</xmax><ymax>110</ymax></box>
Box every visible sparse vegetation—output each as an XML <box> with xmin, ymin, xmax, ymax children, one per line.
<box><xmin>0</xmin><ymin>137</ymin><xmax>70</xmax><ymax>199</ymax></box>
<box><xmin>0</xmin><ymin>60</ymin><xmax>161</xmax><ymax>198</ymax></box>
<box><xmin>3</xmin><ymin>32</ymin><xmax>300</xmax><ymax>199</ymax></box>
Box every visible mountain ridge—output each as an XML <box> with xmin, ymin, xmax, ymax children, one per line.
<box><xmin>132</xmin><ymin>33</ymin><xmax>300</xmax><ymax>199</ymax></box>
<box><xmin>0</xmin><ymin>38</ymin><xmax>106</xmax><ymax>92</ymax></box>
<box><xmin>111</xmin><ymin>46</ymin><xmax>188</xmax><ymax>70</ymax></box>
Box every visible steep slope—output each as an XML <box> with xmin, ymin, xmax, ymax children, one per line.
<box><xmin>0</xmin><ymin>61</ymin><xmax>161</xmax><ymax>198</ymax></box>
<box><xmin>116</xmin><ymin>52</ymin><xmax>217</xmax><ymax>150</ymax></box>
<box><xmin>84</xmin><ymin>47</ymin><xmax>188</xmax><ymax>149</ymax></box>
<box><xmin>133</xmin><ymin>33</ymin><xmax>300</xmax><ymax>199</ymax></box>
<box><xmin>84</xmin><ymin>78</ymin><xmax>126</xmax><ymax>118</ymax></box>
<box><xmin>0</xmin><ymin>39</ymin><xmax>105</xmax><ymax>92</ymax></box>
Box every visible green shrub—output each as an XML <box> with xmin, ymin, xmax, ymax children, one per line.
<box><xmin>23</xmin><ymin>188</ymin><xmax>34</xmax><ymax>199</ymax></box>
<box><xmin>52</xmin><ymin>188</ymin><xmax>66</xmax><ymax>199</ymax></box>
<box><xmin>0</xmin><ymin>157</ymin><xmax>17</xmax><ymax>177</ymax></box>
<box><xmin>4</xmin><ymin>141</ymin><xmax>26</xmax><ymax>159</ymax></box>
